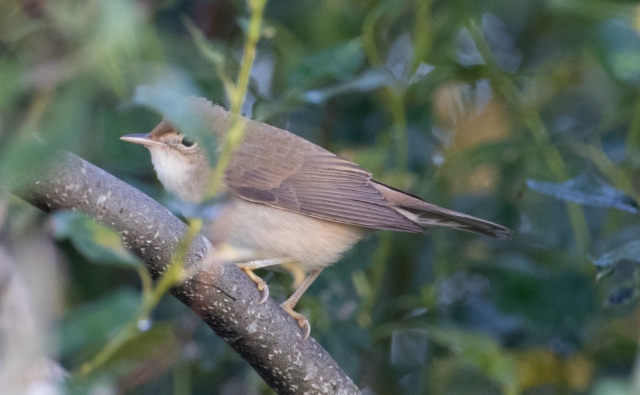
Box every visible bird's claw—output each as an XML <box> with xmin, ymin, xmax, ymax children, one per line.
<box><xmin>239</xmin><ymin>267</ymin><xmax>270</xmax><ymax>304</ymax></box>
<box><xmin>257</xmin><ymin>281</ymin><xmax>269</xmax><ymax>304</ymax></box>
<box><xmin>282</xmin><ymin>303</ymin><xmax>311</xmax><ymax>341</ymax></box>
<box><xmin>298</xmin><ymin>317</ymin><xmax>311</xmax><ymax>341</ymax></box>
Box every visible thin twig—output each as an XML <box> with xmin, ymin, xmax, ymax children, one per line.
<box><xmin>206</xmin><ymin>0</ymin><xmax>267</xmax><ymax>197</ymax></box>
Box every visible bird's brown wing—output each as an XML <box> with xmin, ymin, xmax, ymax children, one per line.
<box><xmin>224</xmin><ymin>120</ymin><xmax>422</xmax><ymax>232</ymax></box>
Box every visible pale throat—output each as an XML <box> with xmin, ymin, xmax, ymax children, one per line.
<box><xmin>148</xmin><ymin>147</ymin><xmax>207</xmax><ymax>203</ymax></box>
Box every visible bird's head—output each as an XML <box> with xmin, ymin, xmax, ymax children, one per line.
<box><xmin>121</xmin><ymin>120</ymin><xmax>211</xmax><ymax>203</ymax></box>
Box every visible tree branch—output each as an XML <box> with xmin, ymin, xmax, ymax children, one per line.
<box><xmin>12</xmin><ymin>152</ymin><xmax>361</xmax><ymax>395</ymax></box>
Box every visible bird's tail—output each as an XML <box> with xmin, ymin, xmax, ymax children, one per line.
<box><xmin>373</xmin><ymin>182</ymin><xmax>512</xmax><ymax>240</ymax></box>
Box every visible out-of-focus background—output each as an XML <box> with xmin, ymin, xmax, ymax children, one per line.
<box><xmin>2</xmin><ymin>0</ymin><xmax>640</xmax><ymax>394</ymax></box>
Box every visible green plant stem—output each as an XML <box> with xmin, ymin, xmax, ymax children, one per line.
<box><xmin>361</xmin><ymin>5</ymin><xmax>385</xmax><ymax>67</ymax></box>
<box><xmin>76</xmin><ymin>320</ymin><xmax>138</xmax><ymax>378</ymax></box>
<box><xmin>362</xmin><ymin>1</ymin><xmax>409</xmax><ymax>171</ymax></box>
<box><xmin>230</xmin><ymin>0</ymin><xmax>266</xmax><ymax>115</ymax></box>
<box><xmin>635</xmin><ymin>334</ymin><xmax>640</xmax><ymax>394</ymax></box>
<box><xmin>183</xmin><ymin>17</ymin><xmax>236</xmax><ymax>100</ymax></box>
<box><xmin>572</xmin><ymin>141</ymin><xmax>639</xmax><ymax>202</ymax></box>
<box><xmin>22</xmin><ymin>89</ymin><xmax>53</xmax><ymax>133</ymax></box>
<box><xmin>469</xmin><ymin>23</ymin><xmax>590</xmax><ymax>257</ymax></box>
<box><xmin>206</xmin><ymin>0</ymin><xmax>267</xmax><ymax>197</ymax></box>
<box><xmin>626</xmin><ymin>92</ymin><xmax>640</xmax><ymax>153</ymax></box>
<box><xmin>76</xmin><ymin>220</ymin><xmax>201</xmax><ymax>378</ymax></box>
<box><xmin>354</xmin><ymin>233</ymin><xmax>394</xmax><ymax>327</ymax></box>
<box><xmin>412</xmin><ymin>0</ymin><xmax>433</xmax><ymax>72</ymax></box>
<box><xmin>357</xmin><ymin>1</ymin><xmax>435</xmax><ymax>324</ymax></box>
<box><xmin>77</xmin><ymin>0</ymin><xmax>270</xmax><ymax>373</ymax></box>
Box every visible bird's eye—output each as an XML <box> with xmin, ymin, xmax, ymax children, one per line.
<box><xmin>181</xmin><ymin>137</ymin><xmax>196</xmax><ymax>147</ymax></box>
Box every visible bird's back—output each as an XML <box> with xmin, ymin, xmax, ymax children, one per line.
<box><xmin>199</xmin><ymin>99</ymin><xmax>511</xmax><ymax>239</ymax></box>
<box><xmin>215</xmin><ymin>106</ymin><xmax>423</xmax><ymax>232</ymax></box>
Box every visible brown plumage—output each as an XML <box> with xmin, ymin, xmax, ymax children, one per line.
<box><xmin>122</xmin><ymin>96</ymin><xmax>512</xmax><ymax>339</ymax></box>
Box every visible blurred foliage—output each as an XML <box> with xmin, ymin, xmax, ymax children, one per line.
<box><xmin>3</xmin><ymin>0</ymin><xmax>640</xmax><ymax>394</ymax></box>
<box><xmin>52</xmin><ymin>211</ymin><xmax>141</xmax><ymax>268</ymax></box>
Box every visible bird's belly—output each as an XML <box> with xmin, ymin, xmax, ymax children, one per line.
<box><xmin>211</xmin><ymin>198</ymin><xmax>365</xmax><ymax>270</ymax></box>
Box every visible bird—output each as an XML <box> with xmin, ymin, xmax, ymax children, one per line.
<box><xmin>121</xmin><ymin>96</ymin><xmax>512</xmax><ymax>340</ymax></box>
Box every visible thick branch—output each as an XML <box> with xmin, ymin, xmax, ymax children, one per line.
<box><xmin>13</xmin><ymin>152</ymin><xmax>361</xmax><ymax>395</ymax></box>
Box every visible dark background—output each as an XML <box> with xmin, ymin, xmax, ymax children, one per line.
<box><xmin>1</xmin><ymin>0</ymin><xmax>639</xmax><ymax>394</ymax></box>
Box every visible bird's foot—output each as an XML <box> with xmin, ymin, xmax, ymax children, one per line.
<box><xmin>239</xmin><ymin>267</ymin><xmax>269</xmax><ymax>304</ymax></box>
<box><xmin>281</xmin><ymin>301</ymin><xmax>310</xmax><ymax>341</ymax></box>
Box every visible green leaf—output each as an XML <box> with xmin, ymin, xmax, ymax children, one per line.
<box><xmin>596</xmin><ymin>19</ymin><xmax>640</xmax><ymax>85</ymax></box>
<box><xmin>60</xmin><ymin>289</ymin><xmax>141</xmax><ymax>357</ymax></box>
<box><xmin>426</xmin><ymin>326</ymin><xmax>518</xmax><ymax>395</ymax></box>
<box><xmin>591</xmin><ymin>240</ymin><xmax>640</xmax><ymax>269</ymax></box>
<box><xmin>0</xmin><ymin>86</ymin><xmax>92</xmax><ymax>188</ymax></box>
<box><xmin>288</xmin><ymin>39</ymin><xmax>365</xmax><ymax>88</ymax></box>
<box><xmin>301</xmin><ymin>68</ymin><xmax>392</xmax><ymax>104</ymax></box>
<box><xmin>391</xmin><ymin>329</ymin><xmax>428</xmax><ymax>366</ymax></box>
<box><xmin>591</xmin><ymin>378</ymin><xmax>632</xmax><ymax>395</ymax></box>
<box><xmin>105</xmin><ymin>323</ymin><xmax>177</xmax><ymax>369</ymax></box>
<box><xmin>590</xmin><ymin>239</ymin><xmax>640</xmax><ymax>283</ymax></box>
<box><xmin>0</xmin><ymin>61</ymin><xmax>21</xmax><ymax>107</ymax></box>
<box><xmin>526</xmin><ymin>171</ymin><xmax>640</xmax><ymax>214</ymax></box>
<box><xmin>51</xmin><ymin>211</ymin><xmax>140</xmax><ymax>268</ymax></box>
<box><xmin>604</xmin><ymin>284</ymin><xmax>636</xmax><ymax>307</ymax></box>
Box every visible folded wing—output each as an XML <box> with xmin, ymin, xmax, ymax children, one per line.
<box><xmin>224</xmin><ymin>120</ymin><xmax>422</xmax><ymax>232</ymax></box>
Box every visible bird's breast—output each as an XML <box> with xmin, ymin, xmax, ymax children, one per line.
<box><xmin>209</xmin><ymin>197</ymin><xmax>366</xmax><ymax>270</ymax></box>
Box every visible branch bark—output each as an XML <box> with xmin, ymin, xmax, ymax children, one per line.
<box><xmin>12</xmin><ymin>152</ymin><xmax>361</xmax><ymax>395</ymax></box>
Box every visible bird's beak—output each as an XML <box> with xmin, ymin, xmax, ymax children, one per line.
<box><xmin>120</xmin><ymin>133</ymin><xmax>165</xmax><ymax>148</ymax></box>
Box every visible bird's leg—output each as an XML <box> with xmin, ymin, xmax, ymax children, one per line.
<box><xmin>236</xmin><ymin>257</ymin><xmax>294</xmax><ymax>304</ymax></box>
<box><xmin>281</xmin><ymin>269</ymin><xmax>322</xmax><ymax>340</ymax></box>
